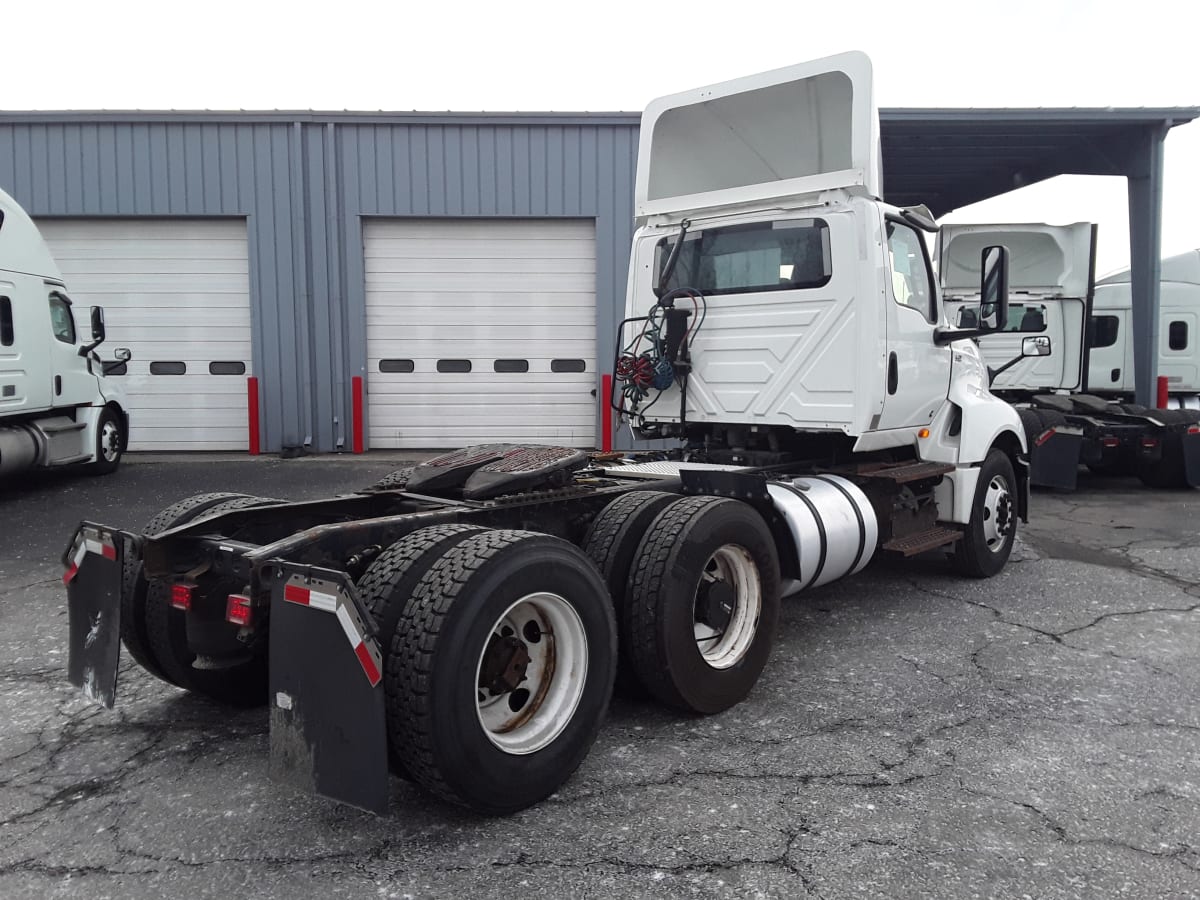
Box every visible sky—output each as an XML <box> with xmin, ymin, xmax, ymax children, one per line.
<box><xmin>5</xmin><ymin>0</ymin><xmax>1196</xmax><ymax>275</ymax></box>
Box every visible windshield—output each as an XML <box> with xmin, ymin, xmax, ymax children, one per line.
<box><xmin>655</xmin><ymin>219</ymin><xmax>831</xmax><ymax>297</ymax></box>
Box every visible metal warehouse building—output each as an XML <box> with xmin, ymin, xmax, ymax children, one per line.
<box><xmin>0</xmin><ymin>107</ymin><xmax>1193</xmax><ymax>453</ymax></box>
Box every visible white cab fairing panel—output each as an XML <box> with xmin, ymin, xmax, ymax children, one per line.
<box><xmin>628</xmin><ymin>205</ymin><xmax>883</xmax><ymax>434</ymax></box>
<box><xmin>938</xmin><ymin>222</ymin><xmax>1094</xmax><ymax>298</ymax></box>
<box><xmin>635</xmin><ymin>52</ymin><xmax>881</xmax><ymax>223</ymax></box>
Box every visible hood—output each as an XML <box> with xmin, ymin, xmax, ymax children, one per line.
<box><xmin>634</xmin><ymin>51</ymin><xmax>881</xmax><ymax>223</ymax></box>
<box><xmin>937</xmin><ymin>222</ymin><xmax>1094</xmax><ymax>297</ymax></box>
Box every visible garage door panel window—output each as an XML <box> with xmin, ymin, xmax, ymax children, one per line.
<box><xmin>379</xmin><ymin>358</ymin><xmax>416</xmax><ymax>373</ymax></box>
<box><xmin>494</xmin><ymin>359</ymin><xmax>529</xmax><ymax>373</ymax></box>
<box><xmin>436</xmin><ymin>359</ymin><xmax>472</xmax><ymax>373</ymax></box>
<box><xmin>208</xmin><ymin>361</ymin><xmax>247</xmax><ymax>375</ymax></box>
<box><xmin>550</xmin><ymin>359</ymin><xmax>587</xmax><ymax>373</ymax></box>
<box><xmin>149</xmin><ymin>361</ymin><xmax>187</xmax><ymax>375</ymax></box>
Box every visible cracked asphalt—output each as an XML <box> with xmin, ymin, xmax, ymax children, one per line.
<box><xmin>1</xmin><ymin>458</ymin><xmax>1199</xmax><ymax>899</ymax></box>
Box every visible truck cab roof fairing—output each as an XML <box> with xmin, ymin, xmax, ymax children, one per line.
<box><xmin>0</xmin><ymin>187</ymin><xmax>62</xmax><ymax>281</ymax></box>
<box><xmin>937</xmin><ymin>222</ymin><xmax>1094</xmax><ymax>298</ymax></box>
<box><xmin>634</xmin><ymin>51</ymin><xmax>881</xmax><ymax>223</ymax></box>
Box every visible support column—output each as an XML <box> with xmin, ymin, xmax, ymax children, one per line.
<box><xmin>1126</xmin><ymin>124</ymin><xmax>1168</xmax><ymax>407</ymax></box>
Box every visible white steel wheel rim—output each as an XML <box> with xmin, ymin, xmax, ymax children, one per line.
<box><xmin>100</xmin><ymin>420</ymin><xmax>120</xmax><ymax>462</ymax></box>
<box><xmin>693</xmin><ymin>545</ymin><xmax>762</xmax><ymax>669</ymax></box>
<box><xmin>982</xmin><ymin>474</ymin><xmax>1013</xmax><ymax>552</ymax></box>
<box><xmin>474</xmin><ymin>592</ymin><xmax>588</xmax><ymax>755</ymax></box>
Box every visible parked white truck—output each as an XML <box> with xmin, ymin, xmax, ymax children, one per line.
<box><xmin>1089</xmin><ymin>248</ymin><xmax>1200</xmax><ymax>409</ymax></box>
<box><xmin>0</xmin><ymin>188</ymin><xmax>130</xmax><ymax>477</ymax></box>
<box><xmin>64</xmin><ymin>52</ymin><xmax>1032</xmax><ymax>816</ymax></box>
<box><xmin>940</xmin><ymin>224</ymin><xmax>1200</xmax><ymax>489</ymax></box>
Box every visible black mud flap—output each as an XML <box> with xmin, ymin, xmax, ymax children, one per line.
<box><xmin>265</xmin><ymin>563</ymin><xmax>389</xmax><ymax>815</ymax></box>
<box><xmin>1183</xmin><ymin>428</ymin><xmax>1200</xmax><ymax>487</ymax></box>
<box><xmin>1029</xmin><ymin>426</ymin><xmax>1083</xmax><ymax>490</ymax></box>
<box><xmin>64</xmin><ymin>522</ymin><xmax>128</xmax><ymax>708</ymax></box>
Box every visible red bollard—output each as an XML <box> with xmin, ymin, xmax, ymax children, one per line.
<box><xmin>1157</xmin><ymin>375</ymin><xmax>1170</xmax><ymax>409</ymax></box>
<box><xmin>601</xmin><ymin>374</ymin><xmax>613</xmax><ymax>452</ymax></box>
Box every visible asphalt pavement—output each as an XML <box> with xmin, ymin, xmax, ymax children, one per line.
<box><xmin>1</xmin><ymin>456</ymin><xmax>1198</xmax><ymax>899</ymax></box>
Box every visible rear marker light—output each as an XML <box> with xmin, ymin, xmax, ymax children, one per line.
<box><xmin>226</xmin><ymin>594</ymin><xmax>253</xmax><ymax>627</ymax></box>
<box><xmin>1188</xmin><ymin>425</ymin><xmax>1200</xmax><ymax>435</ymax></box>
<box><xmin>1101</xmin><ymin>437</ymin><xmax>1120</xmax><ymax>448</ymax></box>
<box><xmin>1142</xmin><ymin>437</ymin><xmax>1159</xmax><ymax>449</ymax></box>
<box><xmin>170</xmin><ymin>583</ymin><xmax>196</xmax><ymax>611</ymax></box>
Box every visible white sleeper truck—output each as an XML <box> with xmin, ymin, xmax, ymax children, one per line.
<box><xmin>0</xmin><ymin>188</ymin><xmax>130</xmax><ymax>478</ymax></box>
<box><xmin>63</xmin><ymin>53</ymin><xmax>1032</xmax><ymax>816</ymax></box>
<box><xmin>1090</xmin><ymin>248</ymin><xmax>1200</xmax><ymax>410</ymax></box>
<box><xmin>939</xmin><ymin>223</ymin><xmax>1200</xmax><ymax>489</ymax></box>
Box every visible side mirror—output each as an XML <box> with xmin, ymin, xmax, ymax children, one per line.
<box><xmin>1022</xmin><ymin>335</ymin><xmax>1052</xmax><ymax>357</ymax></box>
<box><xmin>978</xmin><ymin>245</ymin><xmax>1009</xmax><ymax>332</ymax></box>
<box><xmin>90</xmin><ymin>306</ymin><xmax>106</xmax><ymax>342</ymax></box>
<box><xmin>113</xmin><ymin>347</ymin><xmax>132</xmax><ymax>362</ymax></box>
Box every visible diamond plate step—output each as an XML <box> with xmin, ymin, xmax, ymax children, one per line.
<box><xmin>845</xmin><ymin>461</ymin><xmax>955</xmax><ymax>484</ymax></box>
<box><xmin>882</xmin><ymin>526</ymin><xmax>962</xmax><ymax>556</ymax></box>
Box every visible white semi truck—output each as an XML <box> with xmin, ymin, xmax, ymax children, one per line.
<box><xmin>0</xmin><ymin>188</ymin><xmax>130</xmax><ymax>477</ymax></box>
<box><xmin>64</xmin><ymin>52</ymin><xmax>1033</xmax><ymax>816</ymax></box>
<box><xmin>1089</xmin><ymin>248</ymin><xmax>1200</xmax><ymax>409</ymax></box>
<box><xmin>940</xmin><ymin>224</ymin><xmax>1200</xmax><ymax>489</ymax></box>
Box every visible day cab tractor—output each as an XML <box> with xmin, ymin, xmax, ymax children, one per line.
<box><xmin>64</xmin><ymin>52</ymin><xmax>1032</xmax><ymax>816</ymax></box>
<box><xmin>938</xmin><ymin>223</ymin><xmax>1200</xmax><ymax>490</ymax></box>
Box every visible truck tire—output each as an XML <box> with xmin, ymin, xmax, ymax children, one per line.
<box><xmin>122</xmin><ymin>492</ymin><xmax>254</xmax><ymax>685</ymax></box>
<box><xmin>625</xmin><ymin>496</ymin><xmax>781</xmax><ymax>715</ymax></box>
<box><xmin>355</xmin><ymin>523</ymin><xmax>485</xmax><ymax>775</ymax></box>
<box><xmin>580</xmin><ymin>490</ymin><xmax>682</xmax><ymax>694</ymax></box>
<box><xmin>368</xmin><ymin>467</ymin><xmax>414</xmax><ymax>491</ymax></box>
<box><xmin>144</xmin><ymin>495</ymin><xmax>282</xmax><ymax>706</ymax></box>
<box><xmin>951</xmin><ymin>449</ymin><xmax>1017</xmax><ymax>578</ymax></box>
<box><xmin>85</xmin><ymin>406</ymin><xmax>124</xmax><ymax>475</ymax></box>
<box><xmin>387</xmin><ymin>530</ymin><xmax>616</xmax><ymax>814</ymax></box>
<box><xmin>1016</xmin><ymin>408</ymin><xmax>1043</xmax><ymax>448</ymax></box>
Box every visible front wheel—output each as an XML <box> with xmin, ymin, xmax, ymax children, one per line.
<box><xmin>86</xmin><ymin>406</ymin><xmax>124</xmax><ymax>475</ymax></box>
<box><xmin>387</xmin><ymin>530</ymin><xmax>616</xmax><ymax>814</ymax></box>
<box><xmin>952</xmin><ymin>449</ymin><xmax>1017</xmax><ymax>578</ymax></box>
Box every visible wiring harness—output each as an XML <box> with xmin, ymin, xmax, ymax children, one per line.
<box><xmin>615</xmin><ymin>288</ymin><xmax>707</xmax><ymax>420</ymax></box>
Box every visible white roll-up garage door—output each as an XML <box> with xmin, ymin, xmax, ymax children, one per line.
<box><xmin>37</xmin><ymin>219</ymin><xmax>253</xmax><ymax>451</ymax></box>
<box><xmin>364</xmin><ymin>219</ymin><xmax>597</xmax><ymax>449</ymax></box>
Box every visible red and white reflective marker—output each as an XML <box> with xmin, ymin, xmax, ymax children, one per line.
<box><xmin>283</xmin><ymin>584</ymin><xmax>338</xmax><ymax>612</ymax></box>
<box><xmin>63</xmin><ymin>531</ymin><xmax>117</xmax><ymax>584</ymax></box>
<box><xmin>283</xmin><ymin>578</ymin><xmax>383</xmax><ymax>687</ymax></box>
<box><xmin>226</xmin><ymin>594</ymin><xmax>253</xmax><ymax>627</ymax></box>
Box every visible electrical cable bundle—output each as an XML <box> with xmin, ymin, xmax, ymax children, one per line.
<box><xmin>614</xmin><ymin>288</ymin><xmax>707</xmax><ymax>417</ymax></box>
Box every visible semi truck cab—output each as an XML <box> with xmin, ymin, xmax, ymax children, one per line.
<box><xmin>0</xmin><ymin>188</ymin><xmax>130</xmax><ymax>476</ymax></box>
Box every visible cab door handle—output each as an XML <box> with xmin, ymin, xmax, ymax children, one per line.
<box><xmin>887</xmin><ymin>353</ymin><xmax>898</xmax><ymax>395</ymax></box>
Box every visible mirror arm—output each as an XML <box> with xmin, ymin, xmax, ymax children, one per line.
<box><xmin>934</xmin><ymin>326</ymin><xmax>988</xmax><ymax>346</ymax></box>
<box><xmin>78</xmin><ymin>338</ymin><xmax>104</xmax><ymax>357</ymax></box>
<box><xmin>987</xmin><ymin>354</ymin><xmax>1024</xmax><ymax>386</ymax></box>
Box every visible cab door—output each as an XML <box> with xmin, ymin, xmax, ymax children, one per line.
<box><xmin>874</xmin><ymin>216</ymin><xmax>953</xmax><ymax>430</ymax></box>
<box><xmin>45</xmin><ymin>290</ymin><xmax>100</xmax><ymax>408</ymax></box>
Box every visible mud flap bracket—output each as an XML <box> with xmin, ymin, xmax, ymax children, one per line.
<box><xmin>265</xmin><ymin>563</ymin><xmax>389</xmax><ymax>815</ymax></box>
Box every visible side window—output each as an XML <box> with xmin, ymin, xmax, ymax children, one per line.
<box><xmin>0</xmin><ymin>296</ymin><xmax>13</xmax><ymax>346</ymax></box>
<box><xmin>1091</xmin><ymin>315</ymin><xmax>1120</xmax><ymax>349</ymax></box>
<box><xmin>655</xmin><ymin>218</ymin><xmax>832</xmax><ymax>297</ymax></box>
<box><xmin>1169</xmin><ymin>320</ymin><xmax>1188</xmax><ymax>351</ymax></box>
<box><xmin>48</xmin><ymin>293</ymin><xmax>76</xmax><ymax>344</ymax></box>
<box><xmin>885</xmin><ymin>221</ymin><xmax>935</xmax><ymax>321</ymax></box>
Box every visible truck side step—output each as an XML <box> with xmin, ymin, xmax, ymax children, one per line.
<box><xmin>837</xmin><ymin>461</ymin><xmax>955</xmax><ymax>484</ymax></box>
<box><xmin>882</xmin><ymin>526</ymin><xmax>962</xmax><ymax>556</ymax></box>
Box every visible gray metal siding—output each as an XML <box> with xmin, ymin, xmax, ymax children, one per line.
<box><xmin>0</xmin><ymin>116</ymin><xmax>639</xmax><ymax>452</ymax></box>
